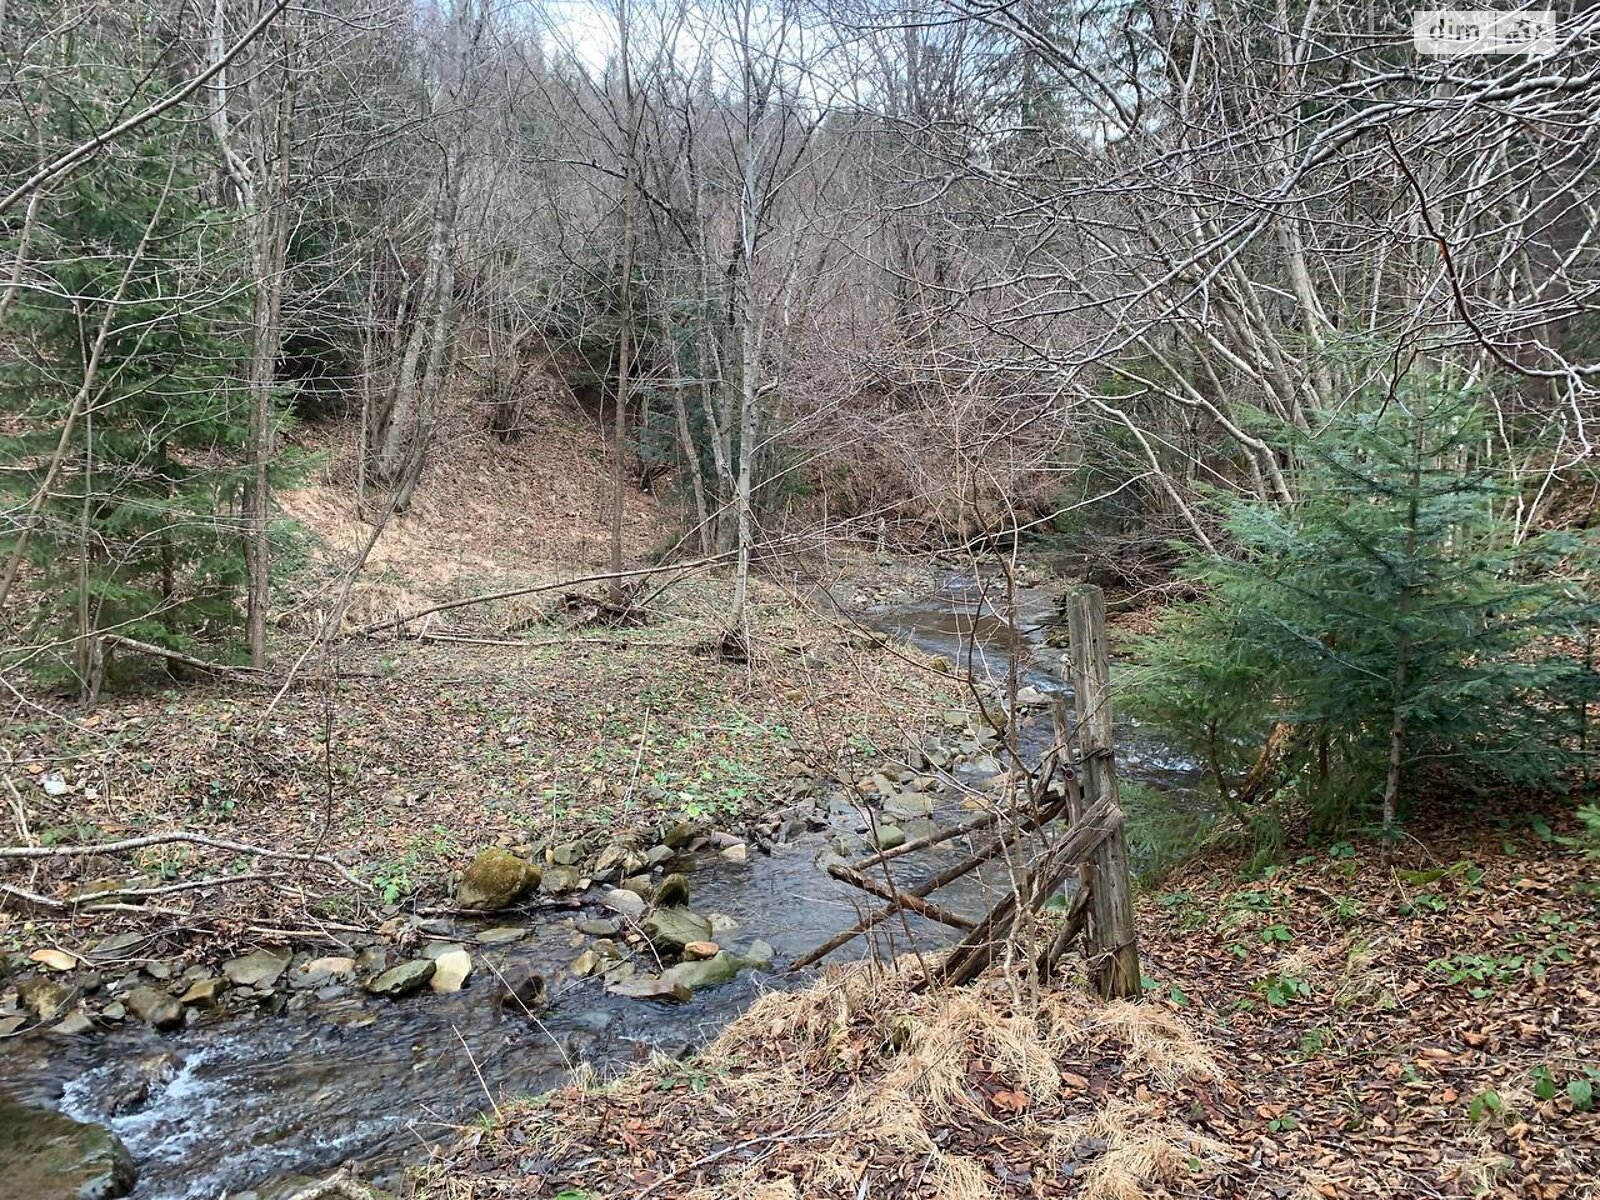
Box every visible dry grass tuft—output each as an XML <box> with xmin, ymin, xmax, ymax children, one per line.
<box><xmin>1090</xmin><ymin>1000</ymin><xmax>1218</xmax><ymax>1086</ymax></box>
<box><xmin>1066</xmin><ymin>1098</ymin><xmax>1231</xmax><ymax>1200</ymax></box>
<box><xmin>436</xmin><ymin>958</ymin><xmax>1232</xmax><ymax>1198</ymax></box>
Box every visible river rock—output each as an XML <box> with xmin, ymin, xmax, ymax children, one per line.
<box><xmin>641</xmin><ymin>907</ymin><xmax>712</xmax><ymax>951</ymax></box>
<box><xmin>660</xmin><ymin>821</ymin><xmax>698</xmax><ymax>849</ymax></box>
<box><xmin>429</xmin><ymin>950</ymin><xmax>472</xmax><ymax>992</ymax></box>
<box><xmin>496</xmin><ymin>967</ymin><xmax>546</xmax><ymax>1013</ymax></box>
<box><xmin>0</xmin><ymin>1095</ymin><xmax>136</xmax><ymax>1200</ymax></box>
<box><xmin>18</xmin><ymin>976</ymin><xmax>74</xmax><ymax>1021</ymax></box>
<box><xmin>871</xmin><ymin>823</ymin><xmax>906</xmax><ymax>851</ymax></box>
<box><xmin>473</xmin><ymin>926</ymin><xmax>527</xmax><ymax>945</ymax></box>
<box><xmin>102</xmin><ymin>1052</ymin><xmax>178</xmax><ymax>1116</ymax></box>
<box><xmin>720</xmin><ymin>843</ymin><xmax>748</xmax><ymax>864</ymax></box>
<box><xmin>743</xmin><ymin>940</ymin><xmax>775</xmax><ymax>969</ymax></box>
<box><xmin>591</xmin><ymin>844</ymin><xmax>629</xmax><ymax>880</ymax></box>
<box><xmin>661</xmin><ymin>951</ymin><xmax>743</xmax><ymax>991</ymax></box>
<box><xmin>683</xmin><ymin>940</ymin><xmax>719</xmax><ymax>960</ymax></box>
<box><xmin>125</xmin><ymin>986</ymin><xmax>182</xmax><ymax>1030</ymax></box>
<box><xmin>575</xmin><ymin>916</ymin><xmax>620</xmax><ymax>937</ymax></box>
<box><xmin>642</xmin><ymin>844</ymin><xmax>674</xmax><ymax>868</ymax></box>
<box><xmin>539</xmin><ymin>865</ymin><xmax>584</xmax><ymax>894</ymax></box>
<box><xmin>607</xmin><ymin>976</ymin><xmax>691</xmax><ymax>1004</ymax></box>
<box><xmin>652</xmin><ymin>873</ymin><xmax>690</xmax><ymax>907</ymax></box>
<box><xmin>884</xmin><ymin>792</ymin><xmax>935</xmax><ymax>821</ymax></box>
<box><xmin>222</xmin><ymin>947</ymin><xmax>291</xmax><ymax>989</ymax></box>
<box><xmin>366</xmin><ymin>959</ymin><xmax>435</xmax><ymax>998</ymax></box>
<box><xmin>51</xmin><ymin>1011</ymin><xmax>95</xmax><ymax>1036</ymax></box>
<box><xmin>457</xmin><ymin>849</ymin><xmax>541</xmax><ymax>910</ymax></box>
<box><xmin>600</xmin><ymin>888</ymin><xmax>645</xmax><ymax>920</ymax></box>
<box><xmin>178</xmin><ymin>977</ymin><xmax>228</xmax><ymax>1008</ymax></box>
<box><xmin>301</xmin><ymin>956</ymin><xmax>357</xmax><ymax>979</ymax></box>
<box><xmin>548</xmin><ymin>841</ymin><xmax>584</xmax><ymax>866</ymax></box>
<box><xmin>1015</xmin><ymin>685</ymin><xmax>1050</xmax><ymax>707</ymax></box>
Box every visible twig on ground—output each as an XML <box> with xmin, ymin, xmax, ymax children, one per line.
<box><xmin>0</xmin><ymin>830</ymin><xmax>367</xmax><ymax>889</ymax></box>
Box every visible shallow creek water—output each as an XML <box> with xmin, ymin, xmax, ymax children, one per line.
<box><xmin>0</xmin><ymin>572</ymin><xmax>1202</xmax><ymax>1199</ymax></box>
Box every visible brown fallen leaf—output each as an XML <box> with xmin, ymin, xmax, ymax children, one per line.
<box><xmin>991</xmin><ymin>1088</ymin><xmax>1029</xmax><ymax>1114</ymax></box>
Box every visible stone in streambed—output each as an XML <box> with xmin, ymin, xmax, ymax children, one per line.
<box><xmin>743</xmin><ymin>940</ymin><xmax>775</xmax><ymax>970</ymax></box>
<box><xmin>607</xmin><ymin>975</ymin><xmax>691</xmax><ymax>1004</ymax></box>
<box><xmin>429</xmin><ymin>950</ymin><xmax>472</xmax><ymax>993</ymax></box>
<box><xmin>222</xmin><ymin>947</ymin><xmax>291</xmax><ymax>989</ymax></box>
<box><xmin>870</xmin><ymin>823</ymin><xmax>906</xmax><ymax>850</ymax></box>
<box><xmin>652</xmin><ymin>873</ymin><xmax>690</xmax><ymax>907</ymax></box>
<box><xmin>720</xmin><ymin>843</ymin><xmax>748</xmax><ymax>864</ymax></box>
<box><xmin>683</xmin><ymin>941</ymin><xmax>719</xmax><ymax>960</ymax></box>
<box><xmin>124</xmin><ymin>986</ymin><xmax>182</xmax><ymax>1030</ymax></box>
<box><xmin>0</xmin><ymin>1094</ymin><xmax>136</xmax><ymax>1200</ymax></box>
<box><xmin>642</xmin><ymin>844</ymin><xmax>675</xmax><ymax>868</ymax></box>
<box><xmin>473</xmin><ymin>926</ymin><xmax>527</xmax><ymax>945</ymax></box>
<box><xmin>641</xmin><ymin>908</ymin><xmax>712</xmax><ymax>951</ymax></box>
<box><xmin>457</xmin><ymin>849</ymin><xmax>541</xmax><ymax>910</ymax></box>
<box><xmin>539</xmin><ymin>865</ymin><xmax>585</xmax><ymax>895</ymax></box>
<box><xmin>661</xmin><ymin>951</ymin><xmax>744</xmax><ymax>991</ymax></box>
<box><xmin>50</xmin><ymin>1011</ymin><xmax>95</xmax><ymax>1036</ymax></box>
<box><xmin>366</xmin><ymin>959</ymin><xmax>435</xmax><ymax>998</ymax></box>
<box><xmin>576</xmin><ymin>916</ymin><xmax>620</xmax><ymax>936</ymax></box>
<box><xmin>496</xmin><ymin>967</ymin><xmax>547</xmax><ymax>1013</ymax></box>
<box><xmin>660</xmin><ymin>821</ymin><xmax>698</xmax><ymax>849</ymax></box>
<box><xmin>600</xmin><ymin>889</ymin><xmax>646</xmax><ymax>920</ymax></box>
<box><xmin>590</xmin><ymin>844</ymin><xmax>632</xmax><ymax>880</ymax></box>
<box><xmin>884</xmin><ymin>792</ymin><xmax>935</xmax><ymax>821</ymax></box>
<box><xmin>178</xmin><ymin>977</ymin><xmax>228</xmax><ymax>1008</ymax></box>
<box><xmin>548</xmin><ymin>842</ymin><xmax>584</xmax><ymax>867</ymax></box>
<box><xmin>18</xmin><ymin>976</ymin><xmax>74</xmax><ymax>1021</ymax></box>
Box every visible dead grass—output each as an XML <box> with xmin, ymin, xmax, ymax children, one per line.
<box><xmin>424</xmin><ymin>959</ymin><xmax>1234</xmax><ymax>1199</ymax></box>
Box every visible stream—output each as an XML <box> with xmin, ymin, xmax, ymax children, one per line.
<box><xmin>0</xmin><ymin>571</ymin><xmax>1203</xmax><ymax>1199</ymax></box>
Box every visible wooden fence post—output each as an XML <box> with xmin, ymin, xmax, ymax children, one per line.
<box><xmin>1065</xmin><ymin>584</ymin><xmax>1143</xmax><ymax>999</ymax></box>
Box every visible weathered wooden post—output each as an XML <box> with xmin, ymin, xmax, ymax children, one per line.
<box><xmin>1065</xmin><ymin>584</ymin><xmax>1143</xmax><ymax>999</ymax></box>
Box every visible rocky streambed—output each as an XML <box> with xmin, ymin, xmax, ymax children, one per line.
<box><xmin>0</xmin><ymin>569</ymin><xmax>1204</xmax><ymax>1199</ymax></box>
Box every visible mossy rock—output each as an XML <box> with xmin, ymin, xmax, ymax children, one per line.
<box><xmin>0</xmin><ymin>1094</ymin><xmax>136</xmax><ymax>1200</ymax></box>
<box><xmin>457</xmin><ymin>849</ymin><xmax>541</xmax><ymax>910</ymax></box>
<box><xmin>652</xmin><ymin>872</ymin><xmax>690</xmax><ymax>907</ymax></box>
<box><xmin>661</xmin><ymin>950</ymin><xmax>745</xmax><ymax>991</ymax></box>
<box><xmin>641</xmin><ymin>907</ymin><xmax>713</xmax><ymax>951</ymax></box>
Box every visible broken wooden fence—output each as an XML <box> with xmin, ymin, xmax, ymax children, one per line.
<box><xmin>791</xmin><ymin>584</ymin><xmax>1143</xmax><ymax>1000</ymax></box>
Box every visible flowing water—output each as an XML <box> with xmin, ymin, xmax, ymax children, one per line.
<box><xmin>0</xmin><ymin>571</ymin><xmax>1203</xmax><ymax>1199</ymax></box>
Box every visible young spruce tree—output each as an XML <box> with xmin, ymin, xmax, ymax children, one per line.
<box><xmin>1127</xmin><ymin>378</ymin><xmax>1597</xmax><ymax>848</ymax></box>
<box><xmin>0</xmin><ymin>52</ymin><xmax>294</xmax><ymax>696</ymax></box>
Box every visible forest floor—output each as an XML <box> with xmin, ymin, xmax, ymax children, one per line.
<box><xmin>0</xmin><ymin>567</ymin><xmax>958</xmax><ymax>970</ymax></box>
<box><xmin>420</xmin><ymin>807</ymin><xmax>1600</xmax><ymax>1200</ymax></box>
<box><xmin>1</xmin><ymin>407</ymin><xmax>965</xmax><ymax>976</ymax></box>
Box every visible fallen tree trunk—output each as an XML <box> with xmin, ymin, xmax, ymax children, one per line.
<box><xmin>102</xmin><ymin>634</ymin><xmax>272</xmax><ymax>681</ymax></box>
<box><xmin>351</xmin><ymin>554</ymin><xmax>734</xmax><ymax>638</ymax></box>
